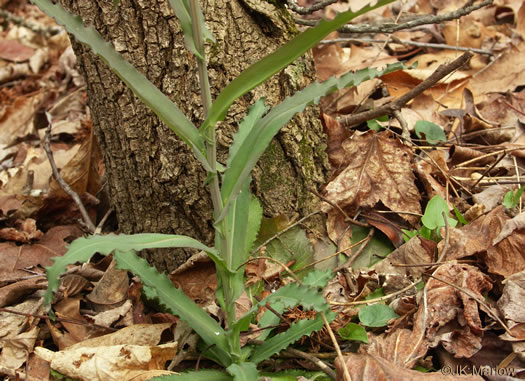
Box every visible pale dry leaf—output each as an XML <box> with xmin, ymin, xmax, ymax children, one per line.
<box><xmin>324</xmin><ymin>130</ymin><xmax>421</xmax><ymax>224</ymax></box>
<box><xmin>35</xmin><ymin>342</ymin><xmax>177</xmax><ymax>381</ymax></box>
<box><xmin>67</xmin><ymin>323</ymin><xmax>173</xmax><ymax>350</ymax></box>
<box><xmin>493</xmin><ymin>212</ymin><xmax>525</xmax><ymax>245</ymax></box>
<box><xmin>440</xmin><ymin>206</ymin><xmax>525</xmax><ymax>276</ymax></box>
<box><xmin>335</xmin><ymin>353</ymin><xmax>483</xmax><ymax>381</ymax></box>
<box><xmin>498</xmin><ymin>269</ymin><xmax>525</xmax><ymax>326</ymax></box>
<box><xmin>372</xmin><ymin>235</ymin><xmax>435</xmax><ymax>278</ymax></box>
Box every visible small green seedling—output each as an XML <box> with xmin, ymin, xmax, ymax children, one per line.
<box><xmin>403</xmin><ymin>195</ymin><xmax>459</xmax><ymax>242</ymax></box>
<box><xmin>503</xmin><ymin>185</ymin><xmax>525</xmax><ymax>209</ymax></box>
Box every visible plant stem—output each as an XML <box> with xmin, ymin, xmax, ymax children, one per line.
<box><xmin>189</xmin><ymin>0</ymin><xmax>222</xmax><ymax>219</ymax></box>
<box><xmin>189</xmin><ymin>0</ymin><xmax>239</xmax><ymax>360</ymax></box>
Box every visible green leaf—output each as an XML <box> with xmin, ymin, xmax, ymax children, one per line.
<box><xmin>226</xmin><ymin>363</ymin><xmax>259</xmax><ymax>381</ymax></box>
<box><xmin>257</xmin><ymin>301</ymin><xmax>284</xmax><ymax>341</ymax></box>
<box><xmin>227</xmin><ymin>99</ymin><xmax>269</xmax><ymax>168</ymax></box>
<box><xmin>358</xmin><ymin>304</ymin><xmax>399</xmax><ymax>327</ymax></box>
<box><xmin>349</xmin><ymin>226</ymin><xmax>395</xmax><ymax>269</ymax></box>
<box><xmin>31</xmin><ymin>0</ymin><xmax>210</xmax><ymax>171</ymax></box>
<box><xmin>152</xmin><ymin>369</ymin><xmax>232</xmax><ymax>380</ymax></box>
<box><xmin>113</xmin><ymin>251</ymin><xmax>231</xmax><ymax>365</ymax></box>
<box><xmin>503</xmin><ymin>185</ymin><xmax>525</xmax><ymax>208</ymax></box>
<box><xmin>503</xmin><ymin>190</ymin><xmax>515</xmax><ymax>209</ymax></box>
<box><xmin>249</xmin><ymin>311</ymin><xmax>335</xmax><ymax>364</ymax></box>
<box><xmin>167</xmin><ymin>0</ymin><xmax>215</xmax><ymax>60</ymax></box>
<box><xmin>401</xmin><ymin>229</ymin><xmax>418</xmax><ymax>243</ymax></box>
<box><xmin>302</xmin><ymin>269</ymin><xmax>333</xmax><ymax>290</ymax></box>
<box><xmin>234</xmin><ymin>282</ymin><xmax>331</xmax><ymax>334</ymax></box>
<box><xmin>452</xmin><ymin>204</ymin><xmax>467</xmax><ymax>225</ymax></box>
<box><xmin>365</xmin><ymin>288</ymin><xmax>384</xmax><ymax>300</ymax></box>
<box><xmin>220</xmin><ymin>62</ymin><xmax>407</xmax><ymax>214</ymax></box>
<box><xmin>414</xmin><ymin>121</ymin><xmax>446</xmax><ymax>145</ymax></box>
<box><xmin>44</xmin><ymin>233</ymin><xmax>220</xmax><ymax>309</ymax></box>
<box><xmin>366</xmin><ymin>115</ymin><xmax>389</xmax><ymax>131</ymax></box>
<box><xmin>421</xmin><ymin>195</ymin><xmax>457</xmax><ymax>230</ymax></box>
<box><xmin>338</xmin><ymin>322</ymin><xmax>368</xmax><ymax>343</ymax></box>
<box><xmin>201</xmin><ymin>0</ymin><xmax>395</xmax><ymax>133</ymax></box>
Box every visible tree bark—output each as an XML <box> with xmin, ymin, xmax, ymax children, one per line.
<box><xmin>61</xmin><ymin>0</ymin><xmax>329</xmax><ymax>272</ymax></box>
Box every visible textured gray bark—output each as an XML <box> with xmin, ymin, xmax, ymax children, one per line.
<box><xmin>61</xmin><ymin>0</ymin><xmax>329</xmax><ymax>272</ymax></box>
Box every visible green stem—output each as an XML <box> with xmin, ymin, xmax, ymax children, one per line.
<box><xmin>189</xmin><ymin>0</ymin><xmax>238</xmax><ymax>359</ymax></box>
<box><xmin>189</xmin><ymin>0</ymin><xmax>222</xmax><ymax>219</ymax></box>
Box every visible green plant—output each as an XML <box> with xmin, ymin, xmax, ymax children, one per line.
<box><xmin>32</xmin><ymin>0</ymin><xmax>405</xmax><ymax>378</ymax></box>
<box><xmin>402</xmin><ymin>195</ymin><xmax>459</xmax><ymax>242</ymax></box>
<box><xmin>503</xmin><ymin>185</ymin><xmax>525</xmax><ymax>209</ymax></box>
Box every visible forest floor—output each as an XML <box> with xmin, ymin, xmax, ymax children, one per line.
<box><xmin>1</xmin><ymin>0</ymin><xmax>525</xmax><ymax>380</ymax></box>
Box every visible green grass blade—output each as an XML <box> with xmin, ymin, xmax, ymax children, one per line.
<box><xmin>31</xmin><ymin>0</ymin><xmax>210</xmax><ymax>170</ymax></box>
<box><xmin>201</xmin><ymin>0</ymin><xmax>394</xmax><ymax>133</ymax></box>
<box><xmin>44</xmin><ymin>234</ymin><xmax>220</xmax><ymax>308</ymax></box>
<box><xmin>220</xmin><ymin>62</ymin><xmax>407</xmax><ymax>212</ymax></box>
<box><xmin>113</xmin><ymin>251</ymin><xmax>230</xmax><ymax>364</ymax></box>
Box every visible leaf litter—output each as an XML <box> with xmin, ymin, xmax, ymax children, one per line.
<box><xmin>2</xmin><ymin>0</ymin><xmax>525</xmax><ymax>379</ymax></box>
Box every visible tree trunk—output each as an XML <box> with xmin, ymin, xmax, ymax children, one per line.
<box><xmin>61</xmin><ymin>0</ymin><xmax>329</xmax><ymax>272</ymax></box>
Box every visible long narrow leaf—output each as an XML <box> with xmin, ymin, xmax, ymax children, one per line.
<box><xmin>113</xmin><ymin>251</ymin><xmax>231</xmax><ymax>365</ymax></box>
<box><xmin>43</xmin><ymin>233</ymin><xmax>220</xmax><ymax>308</ymax></box>
<box><xmin>201</xmin><ymin>0</ymin><xmax>394</xmax><ymax>133</ymax></box>
<box><xmin>168</xmin><ymin>0</ymin><xmax>215</xmax><ymax>59</ymax></box>
<box><xmin>220</xmin><ymin>62</ymin><xmax>408</xmax><ymax>214</ymax></box>
<box><xmin>31</xmin><ymin>0</ymin><xmax>210</xmax><ymax>171</ymax></box>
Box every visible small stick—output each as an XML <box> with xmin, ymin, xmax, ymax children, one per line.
<box><xmin>294</xmin><ymin>0</ymin><xmax>493</xmax><ymax>35</ymax></box>
<box><xmin>320</xmin><ymin>37</ymin><xmax>493</xmax><ymax>56</ymax></box>
<box><xmin>338</xmin><ymin>52</ymin><xmax>473</xmax><ymax>127</ymax></box>
<box><xmin>286</xmin><ymin>0</ymin><xmax>339</xmax><ymax>15</ymax></box>
<box><xmin>283</xmin><ymin>347</ymin><xmax>337</xmax><ymax>379</ymax></box>
<box><xmin>43</xmin><ymin>113</ymin><xmax>96</xmax><ymax>233</ymax></box>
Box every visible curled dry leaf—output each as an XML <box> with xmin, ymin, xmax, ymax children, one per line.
<box><xmin>420</xmin><ymin>264</ymin><xmax>492</xmax><ymax>358</ymax></box>
<box><xmin>324</xmin><ymin>130</ymin><xmax>421</xmax><ymax>225</ymax></box>
<box><xmin>438</xmin><ymin>206</ymin><xmax>525</xmax><ymax>276</ymax></box>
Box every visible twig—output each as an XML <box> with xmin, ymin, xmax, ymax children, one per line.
<box><xmin>321</xmin><ymin>312</ymin><xmax>351</xmax><ymax>381</ymax></box>
<box><xmin>286</xmin><ymin>0</ymin><xmax>339</xmax><ymax>15</ymax></box>
<box><xmin>337</xmin><ymin>52</ymin><xmax>473</xmax><ymax>127</ymax></box>
<box><xmin>294</xmin><ymin>0</ymin><xmax>493</xmax><ymax>35</ymax></box>
<box><xmin>329</xmin><ymin>278</ymin><xmax>420</xmax><ymax>306</ymax></box>
<box><xmin>334</xmin><ymin>228</ymin><xmax>374</xmax><ymax>272</ymax></box>
<box><xmin>283</xmin><ymin>347</ymin><xmax>337</xmax><ymax>379</ymax></box>
<box><xmin>43</xmin><ymin>112</ymin><xmax>96</xmax><ymax>233</ymax></box>
<box><xmin>320</xmin><ymin>37</ymin><xmax>494</xmax><ymax>56</ymax></box>
<box><xmin>0</xmin><ymin>307</ymin><xmax>116</xmax><ymax>332</ymax></box>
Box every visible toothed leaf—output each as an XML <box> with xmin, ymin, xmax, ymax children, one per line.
<box><xmin>221</xmin><ymin>62</ymin><xmax>408</xmax><ymax>210</ymax></box>
<box><xmin>249</xmin><ymin>311</ymin><xmax>336</xmax><ymax>364</ymax></box>
<box><xmin>31</xmin><ymin>0</ymin><xmax>210</xmax><ymax>170</ymax></box>
<box><xmin>113</xmin><ymin>250</ymin><xmax>230</xmax><ymax>364</ymax></box>
<box><xmin>168</xmin><ymin>0</ymin><xmax>215</xmax><ymax>59</ymax></box>
<box><xmin>44</xmin><ymin>234</ymin><xmax>220</xmax><ymax>308</ymax></box>
<box><xmin>201</xmin><ymin>0</ymin><xmax>395</xmax><ymax>133</ymax></box>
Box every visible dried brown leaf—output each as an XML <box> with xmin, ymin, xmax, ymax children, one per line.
<box><xmin>324</xmin><ymin>130</ymin><xmax>421</xmax><ymax>224</ymax></box>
